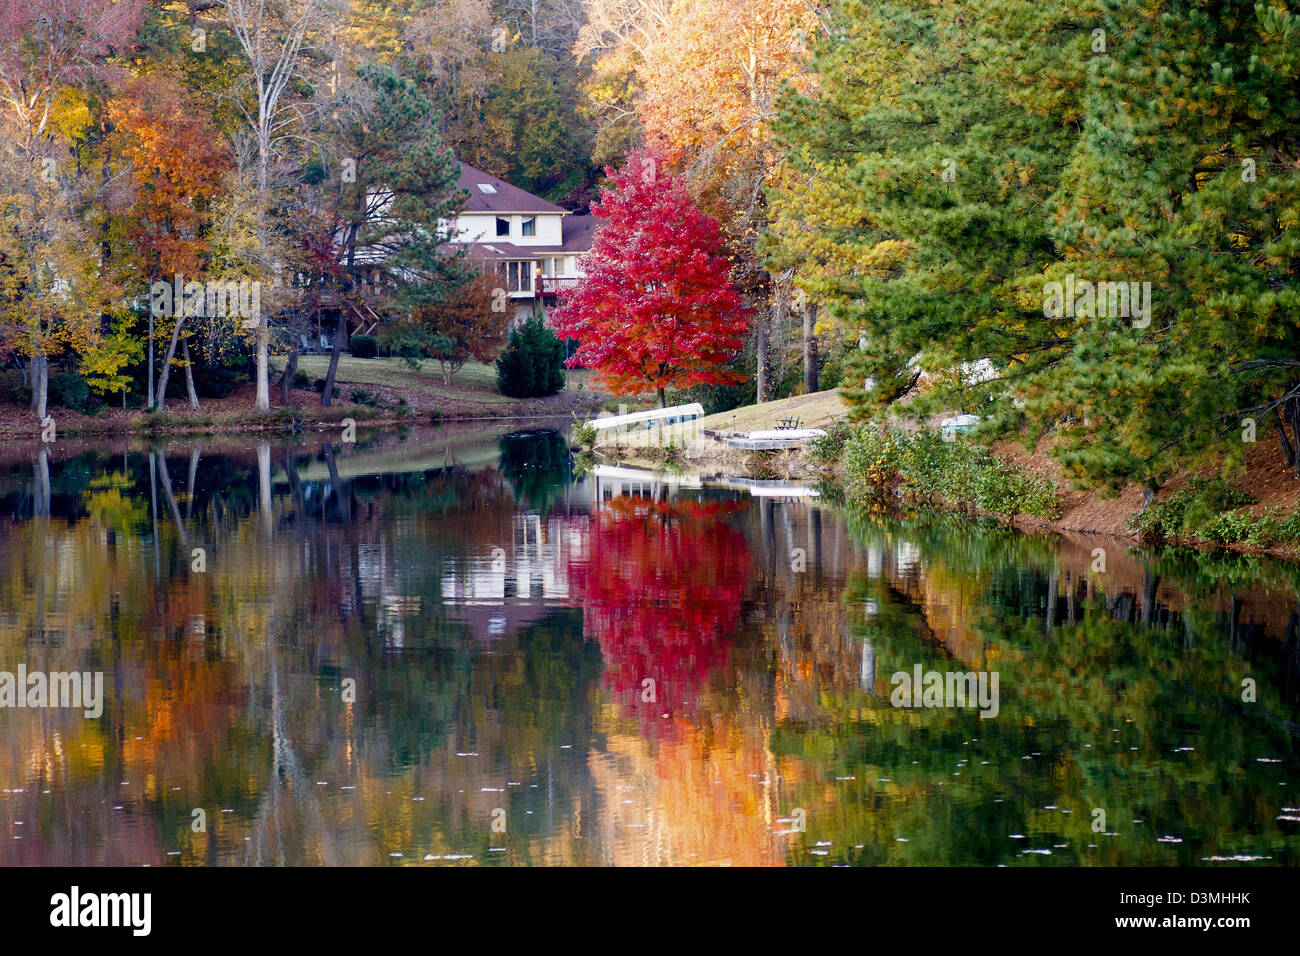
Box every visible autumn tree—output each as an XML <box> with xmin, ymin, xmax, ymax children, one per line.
<box><xmin>404</xmin><ymin>2</ymin><xmax>592</xmax><ymax>202</ymax></box>
<box><xmin>109</xmin><ymin>74</ymin><xmax>233</xmax><ymax>411</ymax></box>
<box><xmin>574</xmin><ymin>0</ymin><xmax>672</xmax><ymax>164</ymax></box>
<box><xmin>551</xmin><ymin>150</ymin><xmax>750</xmax><ymax>407</ymax></box>
<box><xmin>409</xmin><ymin>270</ymin><xmax>509</xmax><ymax>385</ymax></box>
<box><xmin>219</xmin><ymin>0</ymin><xmax>337</xmax><ymax>411</ymax></box>
<box><xmin>480</xmin><ymin>46</ymin><xmax>591</xmax><ymax>201</ymax></box>
<box><xmin>0</xmin><ymin>0</ymin><xmax>144</xmax><ymax>419</ymax></box>
<box><xmin>577</xmin><ymin>0</ymin><xmax>818</xmax><ymax>400</ymax></box>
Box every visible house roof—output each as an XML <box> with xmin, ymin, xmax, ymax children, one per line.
<box><xmin>555</xmin><ymin>215</ymin><xmax>599</xmax><ymax>253</ymax></box>
<box><xmin>447</xmin><ymin>241</ymin><xmax>540</xmax><ymax>260</ymax></box>
<box><xmin>457</xmin><ymin>163</ymin><xmax>569</xmax><ymax>215</ymax></box>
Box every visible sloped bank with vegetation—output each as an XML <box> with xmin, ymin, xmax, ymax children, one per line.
<box><xmin>806</xmin><ymin>423</ymin><xmax>1300</xmax><ymax>561</ymax></box>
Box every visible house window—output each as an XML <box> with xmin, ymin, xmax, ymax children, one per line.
<box><xmin>506</xmin><ymin>261</ymin><xmax>533</xmax><ymax>293</ymax></box>
<box><xmin>541</xmin><ymin>258</ymin><xmax>554</xmax><ymax>277</ymax></box>
<box><xmin>496</xmin><ymin>217</ymin><xmax>510</xmax><ymax>237</ymax></box>
<box><xmin>521</xmin><ymin>216</ymin><xmax>536</xmax><ymax>237</ymax></box>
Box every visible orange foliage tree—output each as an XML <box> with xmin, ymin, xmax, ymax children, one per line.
<box><xmin>109</xmin><ymin>74</ymin><xmax>232</xmax><ymax>410</ymax></box>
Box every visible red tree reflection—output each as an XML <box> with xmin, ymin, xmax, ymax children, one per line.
<box><xmin>573</xmin><ymin>496</ymin><xmax>754</xmax><ymax>732</ymax></box>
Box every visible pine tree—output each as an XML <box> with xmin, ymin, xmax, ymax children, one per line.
<box><xmin>1025</xmin><ymin>0</ymin><xmax>1300</xmax><ymax>490</ymax></box>
<box><xmin>316</xmin><ymin>63</ymin><xmax>471</xmax><ymax>405</ymax></box>
<box><xmin>496</xmin><ymin>316</ymin><xmax>565</xmax><ymax>397</ymax></box>
<box><xmin>768</xmin><ymin>0</ymin><xmax>1300</xmax><ymax>492</ymax></box>
<box><xmin>767</xmin><ymin>0</ymin><xmax>1085</xmax><ymax>423</ymax></box>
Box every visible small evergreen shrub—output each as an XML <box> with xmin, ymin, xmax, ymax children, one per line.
<box><xmin>496</xmin><ymin>317</ymin><xmax>565</xmax><ymax>398</ymax></box>
<box><xmin>805</xmin><ymin>420</ymin><xmax>852</xmax><ymax>465</ymax></box>
<box><xmin>350</xmin><ymin>335</ymin><xmax>378</xmax><ymax>359</ymax></box>
<box><xmin>570</xmin><ymin>413</ymin><xmax>597</xmax><ymax>449</ymax></box>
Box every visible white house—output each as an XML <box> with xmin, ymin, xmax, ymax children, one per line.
<box><xmin>444</xmin><ymin>163</ymin><xmax>598</xmax><ymax>322</ymax></box>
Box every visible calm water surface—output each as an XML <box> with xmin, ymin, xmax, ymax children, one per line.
<box><xmin>0</xmin><ymin>424</ymin><xmax>1298</xmax><ymax>866</ymax></box>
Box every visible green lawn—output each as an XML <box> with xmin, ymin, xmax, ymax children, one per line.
<box><xmin>287</xmin><ymin>355</ymin><xmax>505</xmax><ymax>398</ymax></box>
<box><xmin>276</xmin><ymin>355</ymin><xmax>592</xmax><ymax>405</ymax></box>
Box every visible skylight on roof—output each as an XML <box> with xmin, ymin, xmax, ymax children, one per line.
<box><xmin>476</xmin><ymin>183</ymin><xmax>497</xmax><ymax>194</ymax></box>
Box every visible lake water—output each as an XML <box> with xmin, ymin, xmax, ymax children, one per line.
<box><xmin>0</xmin><ymin>424</ymin><xmax>1297</xmax><ymax>866</ymax></box>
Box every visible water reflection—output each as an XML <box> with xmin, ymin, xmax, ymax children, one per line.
<box><xmin>0</xmin><ymin>427</ymin><xmax>1296</xmax><ymax>866</ymax></box>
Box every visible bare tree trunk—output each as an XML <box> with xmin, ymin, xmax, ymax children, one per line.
<box><xmin>755</xmin><ymin>312</ymin><xmax>768</xmax><ymax>404</ymax></box>
<box><xmin>278</xmin><ymin>346</ymin><xmax>299</xmax><ymax>404</ymax></box>
<box><xmin>183</xmin><ymin>339</ymin><xmax>201</xmax><ymax>409</ymax></box>
<box><xmin>30</xmin><ymin>352</ymin><xmax>49</xmax><ymax>420</ymax></box>
<box><xmin>321</xmin><ymin>311</ymin><xmax>346</xmax><ymax>407</ymax></box>
<box><xmin>155</xmin><ymin>317</ymin><xmax>186</xmax><ymax>412</ymax></box>
<box><xmin>255</xmin><ymin>322</ymin><xmax>270</xmax><ymax>411</ymax></box>
<box><xmin>803</xmin><ymin>303</ymin><xmax>819</xmax><ymax>393</ymax></box>
<box><xmin>147</xmin><ymin>299</ymin><xmax>155</xmax><ymax>409</ymax></box>
<box><xmin>1275</xmin><ymin>415</ymin><xmax>1295</xmax><ymax>468</ymax></box>
<box><xmin>1289</xmin><ymin>396</ymin><xmax>1300</xmax><ymax>480</ymax></box>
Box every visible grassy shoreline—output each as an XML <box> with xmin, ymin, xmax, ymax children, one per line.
<box><xmin>582</xmin><ymin>388</ymin><xmax>1300</xmax><ymax>563</ymax></box>
<box><xmin>0</xmin><ymin>357</ymin><xmax>604</xmax><ymax>440</ymax></box>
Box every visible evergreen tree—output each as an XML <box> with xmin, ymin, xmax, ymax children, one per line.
<box><xmin>497</xmin><ymin>316</ymin><xmax>565</xmax><ymax>397</ymax></box>
<box><xmin>316</xmin><ymin>63</ymin><xmax>471</xmax><ymax>404</ymax></box>
<box><xmin>768</xmin><ymin>0</ymin><xmax>1300</xmax><ymax>492</ymax></box>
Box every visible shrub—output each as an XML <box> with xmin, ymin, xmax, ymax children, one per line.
<box><xmin>496</xmin><ymin>317</ymin><xmax>565</xmax><ymax>398</ymax></box>
<box><xmin>842</xmin><ymin>424</ymin><xmax>1059</xmax><ymax>518</ymax></box>
<box><xmin>348</xmin><ymin>387</ymin><xmax>382</xmax><ymax>407</ymax></box>
<box><xmin>1128</xmin><ymin>477</ymin><xmax>1256</xmax><ymax>541</ymax></box>
<box><xmin>350</xmin><ymin>334</ymin><xmax>378</xmax><ymax>359</ymax></box>
<box><xmin>570</xmin><ymin>413</ymin><xmax>597</xmax><ymax>449</ymax></box>
<box><xmin>0</xmin><ymin>369</ymin><xmax>31</xmax><ymax>406</ymax></box>
<box><xmin>805</xmin><ymin>420</ymin><xmax>852</xmax><ymax>465</ymax></box>
<box><xmin>291</xmin><ymin>370</ymin><xmax>313</xmax><ymax>390</ymax></box>
<box><xmin>842</xmin><ymin>426</ymin><xmax>907</xmax><ymax>501</ymax></box>
<box><xmin>48</xmin><ymin>372</ymin><xmax>95</xmax><ymax>413</ymax></box>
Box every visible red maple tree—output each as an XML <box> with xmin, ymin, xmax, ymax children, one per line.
<box><xmin>550</xmin><ymin>149</ymin><xmax>751</xmax><ymax>407</ymax></box>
